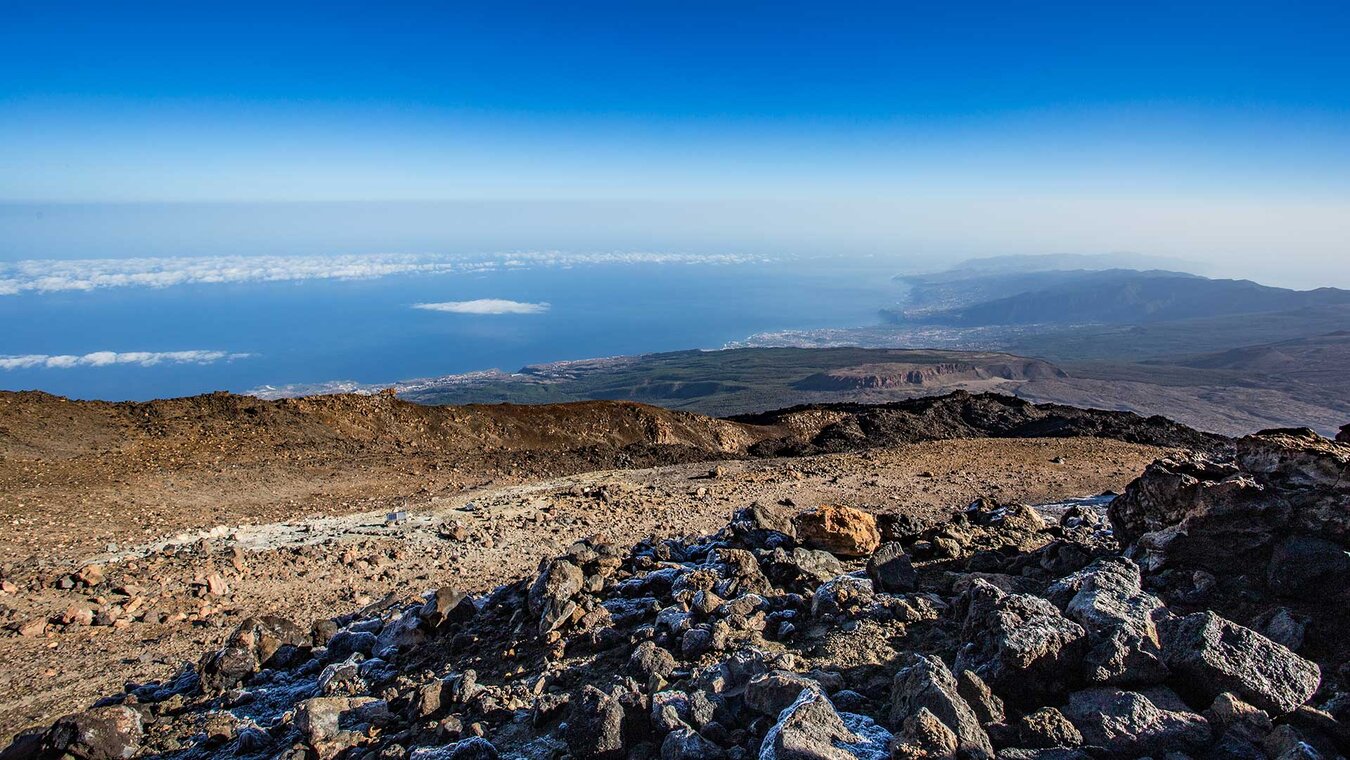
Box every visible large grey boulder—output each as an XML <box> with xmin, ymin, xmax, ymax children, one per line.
<box><xmin>1045</xmin><ymin>558</ymin><xmax>1168</xmax><ymax>686</ymax></box>
<box><xmin>1159</xmin><ymin>611</ymin><xmax>1320</xmax><ymax>715</ymax></box>
<box><xmin>889</xmin><ymin>652</ymin><xmax>993</xmax><ymax>758</ymax></box>
<box><xmin>528</xmin><ymin>558</ymin><xmax>584</xmax><ymax>634</ymax></box>
<box><xmin>759</xmin><ymin>689</ymin><xmax>889</xmax><ymax>760</ymax></box>
<box><xmin>1109</xmin><ymin>431</ymin><xmax>1350</xmax><ymax>583</ymax></box>
<box><xmin>1061</xmin><ymin>687</ymin><xmax>1211</xmax><ymax>757</ymax></box>
<box><xmin>563</xmin><ymin>685</ymin><xmax>627</xmax><ymax>759</ymax></box>
<box><xmin>954</xmin><ymin>579</ymin><xmax>1085</xmax><ymax>703</ymax></box>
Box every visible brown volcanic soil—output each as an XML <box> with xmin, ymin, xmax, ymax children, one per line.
<box><xmin>0</xmin><ymin>390</ymin><xmax>1194</xmax><ymax>741</ymax></box>
<box><xmin>0</xmin><ymin>391</ymin><xmax>767</xmax><ymax>565</ymax></box>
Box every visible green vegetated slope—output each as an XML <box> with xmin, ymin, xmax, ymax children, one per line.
<box><xmin>402</xmin><ymin>347</ymin><xmax>1059</xmax><ymax>417</ymax></box>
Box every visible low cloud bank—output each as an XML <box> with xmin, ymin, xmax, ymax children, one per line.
<box><xmin>0</xmin><ymin>252</ymin><xmax>762</xmax><ymax>296</ymax></box>
<box><xmin>413</xmin><ymin>299</ymin><xmax>550</xmax><ymax>315</ymax></box>
<box><xmin>0</xmin><ymin>350</ymin><xmax>251</xmax><ymax>370</ymax></box>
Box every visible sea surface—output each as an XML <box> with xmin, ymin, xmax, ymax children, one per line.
<box><xmin>0</xmin><ymin>256</ymin><xmax>907</xmax><ymax>401</ymax></box>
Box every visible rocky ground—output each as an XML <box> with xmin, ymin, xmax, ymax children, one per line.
<box><xmin>6</xmin><ymin>425</ymin><xmax>1347</xmax><ymax>759</ymax></box>
<box><xmin>0</xmin><ymin>432</ymin><xmax>1164</xmax><ymax>746</ymax></box>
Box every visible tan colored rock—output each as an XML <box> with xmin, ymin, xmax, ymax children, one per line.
<box><xmin>17</xmin><ymin>618</ymin><xmax>47</xmax><ymax>637</ymax></box>
<box><xmin>62</xmin><ymin>606</ymin><xmax>94</xmax><ymax>627</ymax></box>
<box><xmin>793</xmin><ymin>504</ymin><xmax>881</xmax><ymax>557</ymax></box>
<box><xmin>75</xmin><ymin>564</ymin><xmax>105</xmax><ymax>587</ymax></box>
<box><xmin>205</xmin><ymin>573</ymin><xmax>228</xmax><ymax>596</ymax></box>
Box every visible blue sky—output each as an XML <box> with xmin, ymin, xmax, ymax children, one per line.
<box><xmin>3</xmin><ymin>1</ymin><xmax>1348</xmax><ymax>199</ymax></box>
<box><xmin>2</xmin><ymin>1</ymin><xmax>1349</xmax><ymax>284</ymax></box>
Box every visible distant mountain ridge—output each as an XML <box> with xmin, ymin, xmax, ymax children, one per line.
<box><xmin>927</xmin><ymin>252</ymin><xmax>1201</xmax><ymax>275</ymax></box>
<box><xmin>889</xmin><ymin>269</ymin><xmax>1350</xmax><ymax>327</ymax></box>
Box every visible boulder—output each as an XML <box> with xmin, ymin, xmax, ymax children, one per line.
<box><xmin>1253</xmin><ymin>607</ymin><xmax>1308</xmax><ymax>652</ymax></box>
<box><xmin>661</xmin><ymin>727</ymin><xmax>727</xmax><ymax>759</ymax></box>
<box><xmin>892</xmin><ymin>707</ymin><xmax>958</xmax><ymax>758</ymax></box>
<box><xmin>759</xmin><ymin>689</ymin><xmax>889</xmax><ymax>759</ymax></box>
<box><xmin>781</xmin><ymin>548</ymin><xmax>847</xmax><ymax>587</ymax></box>
<box><xmin>865</xmin><ymin>543</ymin><xmax>917</xmax><ymax>593</ymax></box>
<box><xmin>956</xmin><ymin>669</ymin><xmax>1004</xmax><ymax>726</ymax></box>
<box><xmin>1205</xmin><ymin>692</ymin><xmax>1273</xmax><ymax>746</ymax></box>
<box><xmin>198</xmin><ymin>615</ymin><xmax>309</xmax><ymax>691</ymax></box>
<box><xmin>422</xmin><ymin>587</ymin><xmax>477</xmax><ymax>629</ymax></box>
<box><xmin>1159</xmin><ymin>611</ymin><xmax>1320</xmax><ymax>714</ymax></box>
<box><xmin>746</xmin><ymin>670</ymin><xmax>821</xmax><ymax>716</ymax></box>
<box><xmin>629</xmin><ymin>641</ymin><xmax>678</xmax><ymax>681</ymax></box>
<box><xmin>326</xmin><ymin>629</ymin><xmax>377</xmax><ymax>661</ymax></box>
<box><xmin>889</xmin><ymin>652</ymin><xmax>993</xmax><ymax>758</ymax></box>
<box><xmin>528</xmin><ymin>558</ymin><xmax>584</xmax><ymax>634</ymax></box>
<box><xmin>296</xmin><ymin>697</ymin><xmax>362</xmax><ymax>744</ymax></box>
<box><xmin>564</xmin><ymin>686</ymin><xmax>626</xmax><ymax>759</ymax></box>
<box><xmin>40</xmin><ymin>706</ymin><xmax>143</xmax><ymax>760</ymax></box>
<box><xmin>651</xmin><ymin>690</ymin><xmax>715</xmax><ymax>734</ymax></box>
<box><xmin>1015</xmin><ymin>707</ymin><xmax>1081</xmax><ymax>749</ymax></box>
<box><xmin>954</xmin><ymin>580</ymin><xmax>1085</xmax><ymax>703</ymax></box>
<box><xmin>1110</xmin><ymin>431</ymin><xmax>1350</xmax><ymax>570</ymax></box>
<box><xmin>1061</xmin><ymin>687</ymin><xmax>1210</xmax><ymax>756</ymax></box>
<box><xmin>793</xmin><ymin>505</ymin><xmax>881</xmax><ymax>558</ymax></box>
<box><xmin>1046</xmin><ymin>558</ymin><xmax>1168</xmax><ymax>686</ymax></box>
<box><xmin>812</xmin><ymin>575</ymin><xmax>875</xmax><ymax>618</ymax></box>
<box><xmin>74</xmin><ymin>565</ymin><xmax>104</xmax><ymax>587</ymax></box>
<box><xmin>729</xmin><ymin>505</ymin><xmax>797</xmax><ymax>550</ymax></box>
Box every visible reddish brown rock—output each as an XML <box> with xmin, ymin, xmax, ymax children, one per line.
<box><xmin>75</xmin><ymin>564</ymin><xmax>105</xmax><ymax>587</ymax></box>
<box><xmin>793</xmin><ymin>504</ymin><xmax>881</xmax><ymax>557</ymax></box>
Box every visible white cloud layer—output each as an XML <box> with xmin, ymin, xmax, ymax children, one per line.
<box><xmin>414</xmin><ymin>299</ymin><xmax>550</xmax><ymax>315</ymax></box>
<box><xmin>0</xmin><ymin>252</ymin><xmax>763</xmax><ymax>296</ymax></box>
<box><xmin>0</xmin><ymin>350</ymin><xmax>251</xmax><ymax>370</ymax></box>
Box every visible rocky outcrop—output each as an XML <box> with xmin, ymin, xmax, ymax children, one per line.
<box><xmin>791</xmin><ymin>359</ymin><xmax>1066</xmax><ymax>392</ymax></box>
<box><xmin>738</xmin><ymin>391</ymin><xmax>1224</xmax><ymax>456</ymax></box>
<box><xmin>1109</xmin><ymin>427</ymin><xmax>1350</xmax><ymax>674</ymax></box>
<box><xmin>9</xmin><ymin>428</ymin><xmax>1347</xmax><ymax>760</ymax></box>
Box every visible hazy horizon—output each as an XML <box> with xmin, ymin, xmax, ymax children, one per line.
<box><xmin>1</xmin><ymin>200</ymin><xmax>1345</xmax><ymax>291</ymax></box>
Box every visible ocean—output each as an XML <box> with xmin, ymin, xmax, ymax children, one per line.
<box><xmin>0</xmin><ymin>254</ymin><xmax>906</xmax><ymax>401</ymax></box>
